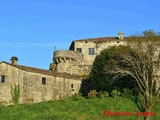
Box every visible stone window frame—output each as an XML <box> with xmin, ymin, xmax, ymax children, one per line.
<box><xmin>42</xmin><ymin>77</ymin><xmax>46</xmax><ymax>85</ymax></box>
<box><xmin>76</xmin><ymin>48</ymin><xmax>82</xmax><ymax>53</ymax></box>
<box><xmin>0</xmin><ymin>75</ymin><xmax>5</xmax><ymax>83</ymax></box>
<box><xmin>88</xmin><ymin>48</ymin><xmax>95</xmax><ymax>55</ymax></box>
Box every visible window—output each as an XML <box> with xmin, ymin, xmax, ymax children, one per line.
<box><xmin>88</xmin><ymin>48</ymin><xmax>95</xmax><ymax>55</ymax></box>
<box><xmin>71</xmin><ymin>84</ymin><xmax>73</xmax><ymax>88</ymax></box>
<box><xmin>42</xmin><ymin>77</ymin><xmax>46</xmax><ymax>85</ymax></box>
<box><xmin>0</xmin><ymin>75</ymin><xmax>5</xmax><ymax>83</ymax></box>
<box><xmin>76</xmin><ymin>48</ymin><xmax>82</xmax><ymax>53</ymax></box>
<box><xmin>71</xmin><ymin>84</ymin><xmax>74</xmax><ymax>91</ymax></box>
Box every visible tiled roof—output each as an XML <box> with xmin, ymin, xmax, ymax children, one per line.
<box><xmin>73</xmin><ymin>36</ymin><xmax>160</xmax><ymax>42</ymax></box>
<box><xmin>0</xmin><ymin>61</ymin><xmax>80</xmax><ymax>80</ymax></box>
<box><xmin>17</xmin><ymin>65</ymin><xmax>80</xmax><ymax>79</ymax></box>
<box><xmin>73</xmin><ymin>37</ymin><xmax>126</xmax><ymax>42</ymax></box>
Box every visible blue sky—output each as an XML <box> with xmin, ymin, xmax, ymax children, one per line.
<box><xmin>0</xmin><ymin>0</ymin><xmax>160</xmax><ymax>69</ymax></box>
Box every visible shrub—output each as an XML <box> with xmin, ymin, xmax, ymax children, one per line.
<box><xmin>111</xmin><ymin>89</ymin><xmax>120</xmax><ymax>98</ymax></box>
<box><xmin>98</xmin><ymin>91</ymin><xmax>109</xmax><ymax>98</ymax></box>
<box><xmin>88</xmin><ymin>90</ymin><xmax>98</xmax><ymax>99</ymax></box>
<box><xmin>121</xmin><ymin>88</ymin><xmax>133</xmax><ymax>98</ymax></box>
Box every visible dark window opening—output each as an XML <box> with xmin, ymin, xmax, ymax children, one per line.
<box><xmin>76</xmin><ymin>48</ymin><xmax>82</xmax><ymax>53</ymax></box>
<box><xmin>42</xmin><ymin>78</ymin><xmax>46</xmax><ymax>85</ymax></box>
<box><xmin>71</xmin><ymin>84</ymin><xmax>73</xmax><ymax>88</ymax></box>
<box><xmin>89</xmin><ymin>48</ymin><xmax>95</xmax><ymax>55</ymax></box>
<box><xmin>1</xmin><ymin>75</ymin><xmax>5</xmax><ymax>83</ymax></box>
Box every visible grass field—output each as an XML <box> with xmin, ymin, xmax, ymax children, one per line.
<box><xmin>0</xmin><ymin>95</ymin><xmax>159</xmax><ymax>120</ymax></box>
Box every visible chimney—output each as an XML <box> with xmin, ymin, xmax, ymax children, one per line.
<box><xmin>118</xmin><ymin>32</ymin><xmax>124</xmax><ymax>40</ymax></box>
<box><xmin>10</xmin><ymin>56</ymin><xmax>18</xmax><ymax>65</ymax></box>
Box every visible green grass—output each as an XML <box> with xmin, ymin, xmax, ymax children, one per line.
<box><xmin>0</xmin><ymin>96</ymin><xmax>159</xmax><ymax>120</ymax></box>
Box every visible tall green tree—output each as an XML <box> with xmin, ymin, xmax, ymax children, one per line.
<box><xmin>89</xmin><ymin>46</ymin><xmax>138</xmax><ymax>94</ymax></box>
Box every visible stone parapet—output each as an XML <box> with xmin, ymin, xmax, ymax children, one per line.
<box><xmin>53</xmin><ymin>50</ymin><xmax>83</xmax><ymax>65</ymax></box>
<box><xmin>54</xmin><ymin>50</ymin><xmax>82</xmax><ymax>60</ymax></box>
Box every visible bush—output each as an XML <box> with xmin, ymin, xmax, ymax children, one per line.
<box><xmin>88</xmin><ymin>90</ymin><xmax>98</xmax><ymax>99</ymax></box>
<box><xmin>98</xmin><ymin>91</ymin><xmax>109</xmax><ymax>98</ymax></box>
<box><xmin>111</xmin><ymin>89</ymin><xmax>120</xmax><ymax>98</ymax></box>
<box><xmin>121</xmin><ymin>88</ymin><xmax>132</xmax><ymax>98</ymax></box>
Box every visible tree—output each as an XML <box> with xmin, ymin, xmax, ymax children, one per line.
<box><xmin>89</xmin><ymin>46</ymin><xmax>138</xmax><ymax>95</ymax></box>
<box><xmin>103</xmin><ymin>32</ymin><xmax>160</xmax><ymax>120</ymax></box>
<box><xmin>87</xmin><ymin>30</ymin><xmax>160</xmax><ymax>120</ymax></box>
<box><xmin>88</xmin><ymin>48</ymin><xmax>110</xmax><ymax>92</ymax></box>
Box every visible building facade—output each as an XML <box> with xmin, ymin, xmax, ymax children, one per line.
<box><xmin>0</xmin><ymin>32</ymin><xmax>133</xmax><ymax>105</ymax></box>
<box><xmin>52</xmin><ymin>32</ymin><xmax>126</xmax><ymax>75</ymax></box>
<box><xmin>0</xmin><ymin>57</ymin><xmax>81</xmax><ymax>105</ymax></box>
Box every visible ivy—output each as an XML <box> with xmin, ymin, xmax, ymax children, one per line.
<box><xmin>11</xmin><ymin>84</ymin><xmax>20</xmax><ymax>104</ymax></box>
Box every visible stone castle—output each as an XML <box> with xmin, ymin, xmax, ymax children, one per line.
<box><xmin>0</xmin><ymin>32</ymin><xmax>126</xmax><ymax>105</ymax></box>
<box><xmin>50</xmin><ymin>32</ymin><xmax>125</xmax><ymax>76</ymax></box>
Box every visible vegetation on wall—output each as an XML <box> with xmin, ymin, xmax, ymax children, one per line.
<box><xmin>11</xmin><ymin>84</ymin><xmax>20</xmax><ymax>104</ymax></box>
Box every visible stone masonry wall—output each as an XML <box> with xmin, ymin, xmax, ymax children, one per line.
<box><xmin>0</xmin><ymin>62</ymin><xmax>82</xmax><ymax>105</ymax></box>
<box><xmin>0</xmin><ymin>63</ymin><xmax>24</xmax><ymax>105</ymax></box>
<box><xmin>65</xmin><ymin>65</ymin><xmax>92</xmax><ymax>76</ymax></box>
<box><xmin>53</xmin><ymin>40</ymin><xmax>126</xmax><ymax>76</ymax></box>
<box><xmin>53</xmin><ymin>50</ymin><xmax>83</xmax><ymax>73</ymax></box>
<box><xmin>74</xmin><ymin>40</ymin><xmax>126</xmax><ymax>65</ymax></box>
<box><xmin>22</xmin><ymin>71</ymin><xmax>82</xmax><ymax>103</ymax></box>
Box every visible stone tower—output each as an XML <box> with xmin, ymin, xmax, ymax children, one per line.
<box><xmin>53</xmin><ymin>50</ymin><xmax>82</xmax><ymax>73</ymax></box>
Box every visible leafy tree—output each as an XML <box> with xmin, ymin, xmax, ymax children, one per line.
<box><xmin>88</xmin><ymin>48</ymin><xmax>109</xmax><ymax>92</ymax></box>
<box><xmin>89</xmin><ymin>30</ymin><xmax>160</xmax><ymax>120</ymax></box>
<box><xmin>143</xmin><ymin>29</ymin><xmax>160</xmax><ymax>37</ymax></box>
<box><xmin>88</xmin><ymin>46</ymin><xmax>138</xmax><ymax>95</ymax></box>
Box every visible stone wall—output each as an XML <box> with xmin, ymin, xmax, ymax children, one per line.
<box><xmin>74</xmin><ymin>41</ymin><xmax>96</xmax><ymax>65</ymax></box>
<box><xmin>96</xmin><ymin>40</ymin><xmax>125</xmax><ymax>54</ymax></box>
<box><xmin>22</xmin><ymin>71</ymin><xmax>81</xmax><ymax>103</ymax></box>
<box><xmin>53</xmin><ymin>40</ymin><xmax>126</xmax><ymax>76</ymax></box>
<box><xmin>54</xmin><ymin>50</ymin><xmax>82</xmax><ymax>61</ymax></box>
<box><xmin>65</xmin><ymin>65</ymin><xmax>92</xmax><ymax>76</ymax></box>
<box><xmin>0</xmin><ymin>62</ymin><xmax>24</xmax><ymax>104</ymax></box>
<box><xmin>53</xmin><ymin>50</ymin><xmax>83</xmax><ymax>73</ymax></box>
<box><xmin>0</xmin><ymin>62</ymin><xmax>82</xmax><ymax>105</ymax></box>
<box><xmin>73</xmin><ymin>40</ymin><xmax>126</xmax><ymax>65</ymax></box>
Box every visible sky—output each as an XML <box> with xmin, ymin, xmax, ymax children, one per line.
<box><xmin>0</xmin><ymin>0</ymin><xmax>160</xmax><ymax>69</ymax></box>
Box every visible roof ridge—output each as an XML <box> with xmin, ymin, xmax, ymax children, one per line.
<box><xmin>17</xmin><ymin>64</ymin><xmax>50</xmax><ymax>71</ymax></box>
<box><xmin>0</xmin><ymin>62</ymin><xmax>80</xmax><ymax>80</ymax></box>
<box><xmin>74</xmin><ymin>36</ymin><xmax>118</xmax><ymax>41</ymax></box>
<box><xmin>73</xmin><ymin>36</ymin><xmax>122</xmax><ymax>42</ymax></box>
